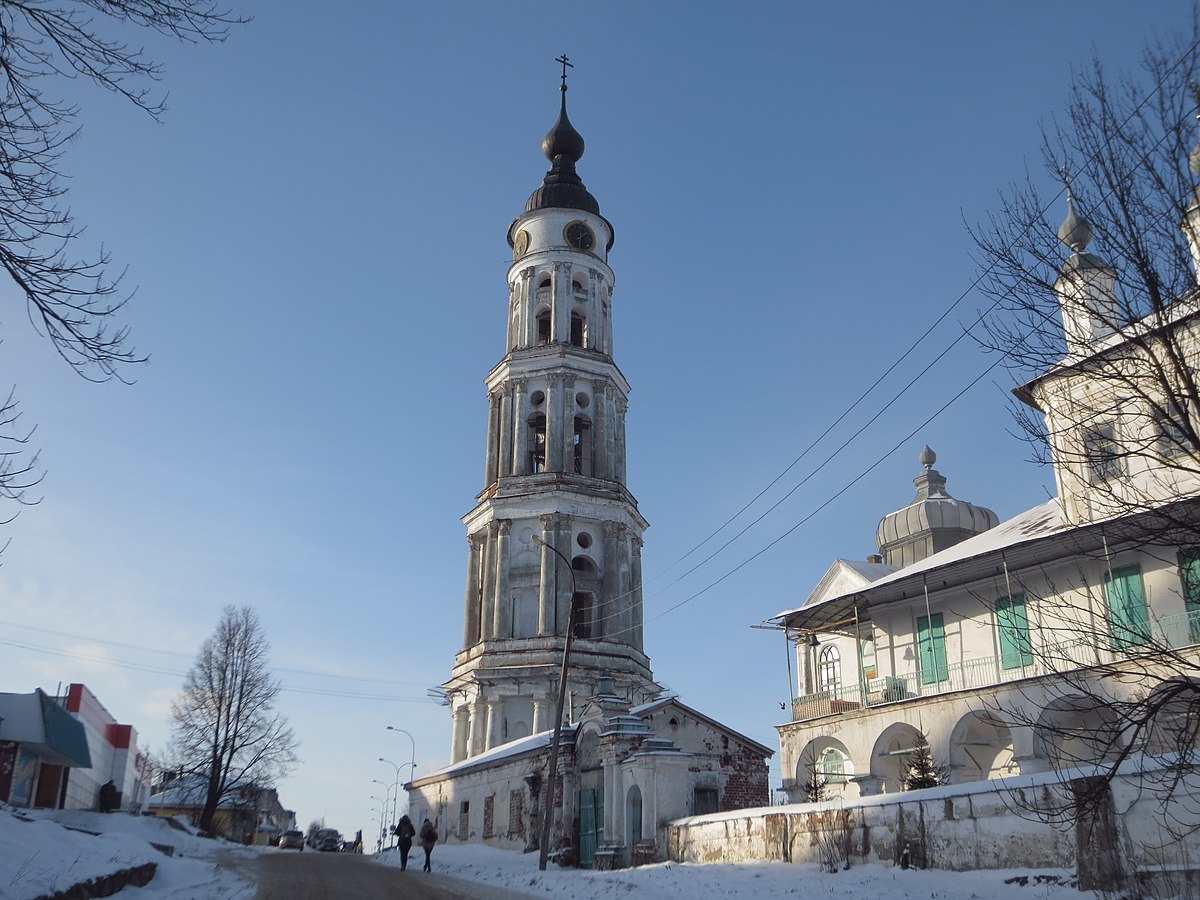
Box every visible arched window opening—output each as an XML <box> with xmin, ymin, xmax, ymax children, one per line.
<box><xmin>573</xmin><ymin>277</ymin><xmax>587</xmax><ymax>296</ymax></box>
<box><xmin>528</xmin><ymin>414</ymin><xmax>546</xmax><ymax>473</ymax></box>
<box><xmin>572</xmin><ymin>591</ymin><xmax>594</xmax><ymax>639</ymax></box>
<box><xmin>571</xmin><ymin>557</ymin><xmax>598</xmax><ymax>639</ymax></box>
<box><xmin>536</xmin><ymin>309</ymin><xmax>552</xmax><ymax>345</ymax></box>
<box><xmin>570</xmin><ymin>313</ymin><xmax>587</xmax><ymax>347</ymax></box>
<box><xmin>818</xmin><ymin>645</ymin><xmax>842</xmax><ymax>697</ymax></box>
<box><xmin>538</xmin><ymin>276</ymin><xmax>551</xmax><ymax>290</ymax></box>
<box><xmin>821</xmin><ymin>748</ymin><xmax>847</xmax><ymax>783</ymax></box>
<box><xmin>574</xmin><ymin>416</ymin><xmax>593</xmax><ymax>476</ymax></box>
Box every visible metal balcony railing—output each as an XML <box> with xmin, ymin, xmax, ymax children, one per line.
<box><xmin>789</xmin><ymin>608</ymin><xmax>1200</xmax><ymax>723</ymax></box>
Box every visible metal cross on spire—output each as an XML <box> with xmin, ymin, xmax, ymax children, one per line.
<box><xmin>556</xmin><ymin>53</ymin><xmax>573</xmax><ymax>91</ymax></box>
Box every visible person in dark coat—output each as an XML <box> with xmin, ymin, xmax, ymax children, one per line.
<box><xmin>98</xmin><ymin>780</ymin><xmax>117</xmax><ymax>813</ymax></box>
<box><xmin>418</xmin><ymin>818</ymin><xmax>437</xmax><ymax>872</ymax></box>
<box><xmin>393</xmin><ymin>815</ymin><xmax>416</xmax><ymax>870</ymax></box>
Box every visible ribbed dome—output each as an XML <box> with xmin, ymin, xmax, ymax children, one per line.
<box><xmin>525</xmin><ymin>85</ymin><xmax>602</xmax><ymax>217</ymax></box>
<box><xmin>875</xmin><ymin>447</ymin><xmax>998</xmax><ymax>568</ymax></box>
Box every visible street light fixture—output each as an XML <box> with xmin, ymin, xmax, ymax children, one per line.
<box><xmin>532</xmin><ymin>531</ymin><xmax>578</xmax><ymax>872</ymax></box>
<box><xmin>385</xmin><ymin>726</ymin><xmax>418</xmax><ymax>799</ymax></box>
<box><xmin>369</xmin><ymin>794</ymin><xmax>387</xmax><ymax>852</ymax></box>
<box><xmin>377</xmin><ymin>761</ymin><xmax>402</xmax><ymax>848</ymax></box>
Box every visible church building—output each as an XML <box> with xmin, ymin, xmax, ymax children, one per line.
<box><xmin>406</xmin><ymin>67</ymin><xmax>771</xmax><ymax>868</ymax></box>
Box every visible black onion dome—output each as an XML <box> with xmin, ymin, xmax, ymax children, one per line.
<box><xmin>542</xmin><ymin>92</ymin><xmax>585</xmax><ymax>163</ymax></box>
<box><xmin>525</xmin><ymin>87</ymin><xmax>601</xmax><ymax>216</ymax></box>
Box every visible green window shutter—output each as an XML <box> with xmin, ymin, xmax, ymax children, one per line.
<box><xmin>1104</xmin><ymin>565</ymin><xmax>1150</xmax><ymax>649</ymax></box>
<box><xmin>916</xmin><ymin>613</ymin><xmax>948</xmax><ymax>685</ymax></box>
<box><xmin>997</xmin><ymin>594</ymin><xmax>1033</xmax><ymax>670</ymax></box>
<box><xmin>1178</xmin><ymin>548</ymin><xmax>1200</xmax><ymax>640</ymax></box>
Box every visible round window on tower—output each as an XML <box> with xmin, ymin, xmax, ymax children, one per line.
<box><xmin>530</xmin><ymin>391</ymin><xmax>545</xmax><ymax>407</ymax></box>
<box><xmin>575</xmin><ymin>392</ymin><xmax>589</xmax><ymax>409</ymax></box>
<box><xmin>576</xmin><ymin>532</ymin><xmax>592</xmax><ymax>549</ymax></box>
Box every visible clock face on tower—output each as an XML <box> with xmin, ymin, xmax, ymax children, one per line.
<box><xmin>513</xmin><ymin>229</ymin><xmax>530</xmax><ymax>259</ymax></box>
<box><xmin>564</xmin><ymin>221</ymin><xmax>595</xmax><ymax>252</ymax></box>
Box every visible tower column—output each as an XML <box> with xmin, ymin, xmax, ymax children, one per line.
<box><xmin>506</xmin><ymin>285</ymin><xmax>517</xmax><ymax>350</ymax></box>
<box><xmin>549</xmin><ymin>262</ymin><xmax>561</xmax><ymax>342</ymax></box>
<box><xmin>615</xmin><ymin>524</ymin><xmax>631</xmax><ymax>645</ymax></box>
<box><xmin>463</xmin><ymin>533</ymin><xmax>483</xmax><ymax>648</ymax></box>
<box><xmin>554</xmin><ymin>262</ymin><xmax>572</xmax><ymax>342</ymax></box>
<box><xmin>493</xmin><ymin>519</ymin><xmax>512</xmax><ymax>638</ymax></box>
<box><xmin>631</xmin><ymin>535</ymin><xmax>645</xmax><ymax>652</ymax></box>
<box><xmin>485</xmin><ymin>699</ymin><xmax>502</xmax><ymax>751</ymax></box>
<box><xmin>469</xmin><ymin>697</ymin><xmax>487</xmax><ymax>757</ymax></box>
<box><xmin>602</xmin><ymin>521</ymin><xmax>620</xmax><ymax>642</ymax></box>
<box><xmin>480</xmin><ymin>522</ymin><xmax>497</xmax><ymax>640</ymax></box>
<box><xmin>592</xmin><ymin>379</ymin><xmax>609</xmax><ymax>480</ymax></box>
<box><xmin>498</xmin><ymin>387</ymin><xmax>514</xmax><ymax>477</ymax></box>
<box><xmin>615</xmin><ymin>396</ymin><xmax>628</xmax><ymax>484</ymax></box>
<box><xmin>518</xmin><ymin>267</ymin><xmax>534</xmax><ymax>347</ymax></box>
<box><xmin>603</xmin><ymin>283</ymin><xmax>613</xmax><ymax>356</ymax></box>
<box><xmin>512</xmin><ymin>380</ymin><xmax>528</xmax><ymax>475</ymax></box>
<box><xmin>554</xmin><ymin>516</ymin><xmax>572</xmax><ymax>630</ymax></box>
<box><xmin>562</xmin><ymin>376</ymin><xmax>577</xmax><ymax>473</ymax></box>
<box><xmin>538</xmin><ymin>514</ymin><xmax>557</xmax><ymax>635</ymax></box>
<box><xmin>484</xmin><ymin>391</ymin><xmax>500</xmax><ymax>485</ymax></box>
<box><xmin>452</xmin><ymin>705</ymin><xmax>469</xmax><ymax>763</ymax></box>
<box><xmin>546</xmin><ymin>375</ymin><xmax>564</xmax><ymax>471</ymax></box>
<box><xmin>532</xmin><ymin>695</ymin><xmax>550</xmax><ymax>734</ymax></box>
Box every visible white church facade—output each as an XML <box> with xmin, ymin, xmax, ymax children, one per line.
<box><xmin>407</xmin><ymin>69</ymin><xmax>770</xmax><ymax>869</ymax></box>
<box><xmin>760</xmin><ymin>173</ymin><xmax>1200</xmax><ymax>884</ymax></box>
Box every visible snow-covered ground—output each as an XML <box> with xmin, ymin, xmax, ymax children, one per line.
<box><xmin>0</xmin><ymin>806</ymin><xmax>254</xmax><ymax>900</ymax></box>
<box><xmin>375</xmin><ymin>842</ymin><xmax>1100</xmax><ymax>900</ymax></box>
<box><xmin>2</xmin><ymin>805</ymin><xmax>1100</xmax><ymax>899</ymax></box>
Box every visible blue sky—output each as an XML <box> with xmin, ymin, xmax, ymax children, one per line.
<box><xmin>0</xmin><ymin>1</ymin><xmax>1183</xmax><ymax>836</ymax></box>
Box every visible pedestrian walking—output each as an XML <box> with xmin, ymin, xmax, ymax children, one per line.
<box><xmin>418</xmin><ymin>818</ymin><xmax>438</xmax><ymax>872</ymax></box>
<box><xmin>393</xmin><ymin>815</ymin><xmax>416</xmax><ymax>870</ymax></box>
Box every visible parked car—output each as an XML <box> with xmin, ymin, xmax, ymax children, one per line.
<box><xmin>314</xmin><ymin>828</ymin><xmax>341</xmax><ymax>852</ymax></box>
<box><xmin>278</xmin><ymin>830</ymin><xmax>305</xmax><ymax>851</ymax></box>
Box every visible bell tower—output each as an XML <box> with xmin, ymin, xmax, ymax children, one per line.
<box><xmin>445</xmin><ymin>63</ymin><xmax>658</xmax><ymax>764</ymax></box>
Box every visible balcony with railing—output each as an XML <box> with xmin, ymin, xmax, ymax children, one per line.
<box><xmin>790</xmin><ymin>608</ymin><xmax>1200</xmax><ymax>723</ymax></box>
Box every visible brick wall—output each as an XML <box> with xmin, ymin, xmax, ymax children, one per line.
<box><xmin>722</xmin><ymin>741</ymin><xmax>770</xmax><ymax>811</ymax></box>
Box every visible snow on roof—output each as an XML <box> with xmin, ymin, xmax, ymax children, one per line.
<box><xmin>147</xmin><ymin>775</ymin><xmax>265</xmax><ymax>810</ymax></box>
<box><xmin>630</xmin><ymin>695</ymin><xmax>773</xmax><ymax>757</ymax></box>
<box><xmin>839</xmin><ymin>559</ymin><xmax>898</xmax><ymax>581</ymax></box>
<box><xmin>771</xmin><ymin>498</ymin><xmax>1065</xmax><ymax>623</ymax></box>
<box><xmin>416</xmin><ymin>730</ymin><xmax>556</xmax><ymax>782</ymax></box>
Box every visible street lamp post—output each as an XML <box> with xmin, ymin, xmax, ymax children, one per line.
<box><xmin>369</xmin><ymin>795</ymin><xmax>387</xmax><ymax>853</ymax></box>
<box><xmin>532</xmin><ymin>532</ymin><xmax>578</xmax><ymax>872</ymax></box>
<box><xmin>378</xmin><ymin>760</ymin><xmax>403</xmax><ymax>848</ymax></box>
<box><xmin>385</xmin><ymin>726</ymin><xmax>418</xmax><ymax>806</ymax></box>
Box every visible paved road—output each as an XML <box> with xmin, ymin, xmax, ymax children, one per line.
<box><xmin>237</xmin><ymin>850</ymin><xmax>537</xmax><ymax>900</ymax></box>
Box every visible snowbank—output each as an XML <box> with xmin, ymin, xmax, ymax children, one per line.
<box><xmin>0</xmin><ymin>807</ymin><xmax>255</xmax><ymax>900</ymax></box>
<box><xmin>374</xmin><ymin>840</ymin><xmax>1099</xmax><ymax>899</ymax></box>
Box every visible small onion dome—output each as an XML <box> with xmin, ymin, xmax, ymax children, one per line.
<box><xmin>1057</xmin><ymin>194</ymin><xmax>1112</xmax><ymax>276</ymax></box>
<box><xmin>542</xmin><ymin>92</ymin><xmax>585</xmax><ymax>164</ymax></box>
<box><xmin>875</xmin><ymin>447</ymin><xmax>999</xmax><ymax>568</ymax></box>
<box><xmin>525</xmin><ymin>85</ymin><xmax>603</xmax><ymax>219</ymax></box>
<box><xmin>1057</xmin><ymin>194</ymin><xmax>1093</xmax><ymax>253</ymax></box>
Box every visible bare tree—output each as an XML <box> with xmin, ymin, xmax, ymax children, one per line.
<box><xmin>0</xmin><ymin>1</ymin><xmax>244</xmax><ymax>534</ymax></box>
<box><xmin>971</xmin><ymin>13</ymin><xmax>1200</xmax><ymax>495</ymax></box>
<box><xmin>969</xmin><ymin>12</ymin><xmax>1200</xmax><ymax>844</ymax></box>
<box><xmin>0</xmin><ymin>0</ymin><xmax>244</xmax><ymax>377</ymax></box>
<box><xmin>169</xmin><ymin>605</ymin><xmax>297</xmax><ymax>835</ymax></box>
